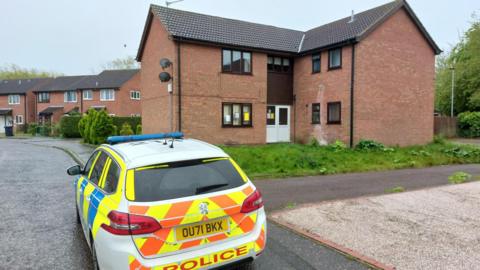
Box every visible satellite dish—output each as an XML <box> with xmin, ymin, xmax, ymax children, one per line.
<box><xmin>159</xmin><ymin>72</ymin><xmax>171</xmax><ymax>82</ymax></box>
<box><xmin>160</xmin><ymin>58</ymin><xmax>172</xmax><ymax>69</ymax></box>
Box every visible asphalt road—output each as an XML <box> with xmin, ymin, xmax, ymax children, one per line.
<box><xmin>0</xmin><ymin>139</ymin><xmax>368</xmax><ymax>270</ymax></box>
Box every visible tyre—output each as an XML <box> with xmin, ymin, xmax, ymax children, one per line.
<box><xmin>91</xmin><ymin>240</ymin><xmax>100</xmax><ymax>270</ymax></box>
<box><xmin>76</xmin><ymin>204</ymin><xmax>81</xmax><ymax>224</ymax></box>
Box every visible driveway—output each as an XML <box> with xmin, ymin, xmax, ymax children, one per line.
<box><xmin>0</xmin><ymin>138</ymin><xmax>367</xmax><ymax>270</ymax></box>
<box><xmin>273</xmin><ymin>182</ymin><xmax>480</xmax><ymax>270</ymax></box>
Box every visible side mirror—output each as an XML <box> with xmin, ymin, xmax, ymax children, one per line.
<box><xmin>67</xmin><ymin>165</ymin><xmax>83</xmax><ymax>176</ymax></box>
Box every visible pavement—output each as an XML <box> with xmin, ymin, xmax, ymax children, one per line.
<box><xmin>0</xmin><ymin>138</ymin><xmax>368</xmax><ymax>270</ymax></box>
<box><xmin>273</xmin><ymin>181</ymin><xmax>480</xmax><ymax>270</ymax></box>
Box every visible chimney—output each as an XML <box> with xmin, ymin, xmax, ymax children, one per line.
<box><xmin>348</xmin><ymin>10</ymin><xmax>355</xmax><ymax>23</ymax></box>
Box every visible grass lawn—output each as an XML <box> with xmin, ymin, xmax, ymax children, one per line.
<box><xmin>221</xmin><ymin>142</ymin><xmax>480</xmax><ymax>179</ymax></box>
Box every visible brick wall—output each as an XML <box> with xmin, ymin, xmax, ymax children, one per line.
<box><xmin>0</xmin><ymin>94</ymin><xmax>26</xmax><ymax>131</ymax></box>
<box><xmin>36</xmin><ymin>91</ymin><xmax>80</xmax><ymax>123</ymax></box>
<box><xmin>293</xmin><ymin>46</ymin><xmax>353</xmax><ymax>145</ymax></box>
<box><xmin>354</xmin><ymin>8</ymin><xmax>435</xmax><ymax>146</ymax></box>
<box><xmin>141</xmin><ymin>16</ymin><xmax>267</xmax><ymax>144</ymax></box>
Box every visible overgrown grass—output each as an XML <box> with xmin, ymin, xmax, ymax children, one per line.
<box><xmin>221</xmin><ymin>142</ymin><xmax>480</xmax><ymax>180</ymax></box>
<box><xmin>448</xmin><ymin>171</ymin><xmax>473</xmax><ymax>184</ymax></box>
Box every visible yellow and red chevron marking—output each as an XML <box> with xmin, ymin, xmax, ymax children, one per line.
<box><xmin>254</xmin><ymin>224</ymin><xmax>266</xmax><ymax>253</ymax></box>
<box><xmin>129</xmin><ymin>244</ymin><xmax>252</xmax><ymax>270</ymax></box>
<box><xmin>128</xmin><ymin>185</ymin><xmax>258</xmax><ymax>257</ymax></box>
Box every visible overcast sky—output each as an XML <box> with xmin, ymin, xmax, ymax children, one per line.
<box><xmin>1</xmin><ymin>0</ymin><xmax>478</xmax><ymax>75</ymax></box>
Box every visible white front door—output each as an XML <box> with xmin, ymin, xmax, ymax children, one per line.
<box><xmin>266</xmin><ymin>105</ymin><xmax>291</xmax><ymax>143</ymax></box>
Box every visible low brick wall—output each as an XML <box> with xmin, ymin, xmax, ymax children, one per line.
<box><xmin>434</xmin><ymin>116</ymin><xmax>457</xmax><ymax>138</ymax></box>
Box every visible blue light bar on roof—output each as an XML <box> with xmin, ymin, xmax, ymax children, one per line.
<box><xmin>107</xmin><ymin>132</ymin><xmax>184</xmax><ymax>145</ymax></box>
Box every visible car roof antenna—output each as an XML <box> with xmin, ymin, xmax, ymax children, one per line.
<box><xmin>169</xmin><ymin>138</ymin><xmax>175</xmax><ymax>148</ymax></box>
<box><xmin>163</xmin><ymin>138</ymin><xmax>168</xmax><ymax>145</ymax></box>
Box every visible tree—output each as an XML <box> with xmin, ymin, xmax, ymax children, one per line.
<box><xmin>436</xmin><ymin>15</ymin><xmax>480</xmax><ymax>115</ymax></box>
<box><xmin>0</xmin><ymin>64</ymin><xmax>61</xmax><ymax>79</ymax></box>
<box><xmin>102</xmin><ymin>56</ymin><xmax>139</xmax><ymax>70</ymax></box>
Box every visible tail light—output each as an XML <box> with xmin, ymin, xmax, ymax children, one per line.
<box><xmin>101</xmin><ymin>210</ymin><xmax>162</xmax><ymax>235</ymax></box>
<box><xmin>241</xmin><ymin>189</ymin><xmax>264</xmax><ymax>213</ymax></box>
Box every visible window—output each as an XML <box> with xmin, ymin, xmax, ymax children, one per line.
<box><xmin>131</xmin><ymin>113</ymin><xmax>141</xmax><ymax>117</ymax></box>
<box><xmin>266</xmin><ymin>106</ymin><xmax>275</xmax><ymax>125</ymax></box>
<box><xmin>327</xmin><ymin>102</ymin><xmax>341</xmax><ymax>124</ymax></box>
<box><xmin>64</xmin><ymin>91</ymin><xmax>77</xmax><ymax>103</ymax></box>
<box><xmin>8</xmin><ymin>95</ymin><xmax>20</xmax><ymax>105</ymax></box>
<box><xmin>83</xmin><ymin>90</ymin><xmax>93</xmax><ymax>100</ymax></box>
<box><xmin>267</xmin><ymin>56</ymin><xmax>291</xmax><ymax>73</ymax></box>
<box><xmin>130</xmin><ymin>90</ymin><xmax>141</xmax><ymax>100</ymax></box>
<box><xmin>312</xmin><ymin>54</ymin><xmax>321</xmax><ymax>73</ymax></box>
<box><xmin>279</xmin><ymin>108</ymin><xmax>288</xmax><ymax>125</ymax></box>
<box><xmin>328</xmin><ymin>48</ymin><xmax>342</xmax><ymax>69</ymax></box>
<box><xmin>132</xmin><ymin>159</ymin><xmax>245</xmax><ymax>202</ymax></box>
<box><xmin>15</xmin><ymin>115</ymin><xmax>24</xmax><ymax>124</ymax></box>
<box><xmin>103</xmin><ymin>159</ymin><xmax>120</xmax><ymax>193</ymax></box>
<box><xmin>312</xmin><ymin>103</ymin><xmax>320</xmax><ymax>124</ymax></box>
<box><xmin>222</xmin><ymin>103</ymin><xmax>252</xmax><ymax>127</ymax></box>
<box><xmin>100</xmin><ymin>89</ymin><xmax>115</xmax><ymax>101</ymax></box>
<box><xmin>89</xmin><ymin>152</ymin><xmax>108</xmax><ymax>185</ymax></box>
<box><xmin>38</xmin><ymin>92</ymin><xmax>50</xmax><ymax>103</ymax></box>
<box><xmin>83</xmin><ymin>151</ymin><xmax>100</xmax><ymax>177</ymax></box>
<box><xmin>222</xmin><ymin>49</ymin><xmax>252</xmax><ymax>74</ymax></box>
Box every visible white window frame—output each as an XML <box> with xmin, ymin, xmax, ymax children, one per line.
<box><xmin>8</xmin><ymin>95</ymin><xmax>20</xmax><ymax>105</ymax></box>
<box><xmin>15</xmin><ymin>115</ymin><xmax>24</xmax><ymax>124</ymax></box>
<box><xmin>100</xmin><ymin>89</ymin><xmax>115</xmax><ymax>101</ymax></box>
<box><xmin>83</xmin><ymin>90</ymin><xmax>93</xmax><ymax>100</ymax></box>
<box><xmin>108</xmin><ymin>114</ymin><xmax>116</xmax><ymax>117</ymax></box>
<box><xmin>130</xmin><ymin>90</ymin><xmax>141</xmax><ymax>100</ymax></box>
<box><xmin>64</xmin><ymin>91</ymin><xmax>77</xmax><ymax>103</ymax></box>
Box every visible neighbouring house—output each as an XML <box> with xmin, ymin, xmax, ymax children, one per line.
<box><xmin>137</xmin><ymin>0</ymin><xmax>441</xmax><ymax>146</ymax></box>
<box><xmin>34</xmin><ymin>69</ymin><xmax>141</xmax><ymax>123</ymax></box>
<box><xmin>0</xmin><ymin>78</ymin><xmax>51</xmax><ymax>133</ymax></box>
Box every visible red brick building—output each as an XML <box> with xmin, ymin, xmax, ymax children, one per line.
<box><xmin>0</xmin><ymin>78</ymin><xmax>51</xmax><ymax>133</ymax></box>
<box><xmin>34</xmin><ymin>69</ymin><xmax>141</xmax><ymax>123</ymax></box>
<box><xmin>137</xmin><ymin>0</ymin><xmax>441</xmax><ymax>146</ymax></box>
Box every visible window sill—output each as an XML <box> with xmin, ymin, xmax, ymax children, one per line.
<box><xmin>311</xmin><ymin>122</ymin><xmax>321</xmax><ymax>125</ymax></box>
<box><xmin>222</xmin><ymin>125</ymin><xmax>253</xmax><ymax>128</ymax></box>
<box><xmin>327</xmin><ymin>121</ymin><xmax>342</xmax><ymax>125</ymax></box>
<box><xmin>99</xmin><ymin>100</ymin><xmax>115</xmax><ymax>102</ymax></box>
<box><xmin>328</xmin><ymin>66</ymin><xmax>342</xmax><ymax>71</ymax></box>
<box><xmin>312</xmin><ymin>71</ymin><xmax>321</xmax><ymax>74</ymax></box>
<box><xmin>221</xmin><ymin>72</ymin><xmax>253</xmax><ymax>76</ymax></box>
<box><xmin>83</xmin><ymin>98</ymin><xmax>93</xmax><ymax>101</ymax></box>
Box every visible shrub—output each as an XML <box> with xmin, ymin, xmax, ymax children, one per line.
<box><xmin>112</xmin><ymin>117</ymin><xmax>141</xmax><ymax>134</ymax></box>
<box><xmin>89</xmin><ymin>110</ymin><xmax>115</xmax><ymax>144</ymax></box>
<box><xmin>308</xmin><ymin>137</ymin><xmax>320</xmax><ymax>147</ymax></box>
<box><xmin>448</xmin><ymin>171</ymin><xmax>472</xmax><ymax>184</ymax></box>
<box><xmin>433</xmin><ymin>134</ymin><xmax>447</xmax><ymax>145</ymax></box>
<box><xmin>51</xmin><ymin>123</ymin><xmax>61</xmax><ymax>137</ymax></box>
<box><xmin>27</xmin><ymin>123</ymin><xmax>37</xmax><ymax>136</ymax></box>
<box><xmin>78</xmin><ymin>117</ymin><xmax>86</xmax><ymax>138</ymax></box>
<box><xmin>60</xmin><ymin>116</ymin><xmax>81</xmax><ymax>138</ymax></box>
<box><xmin>355</xmin><ymin>139</ymin><xmax>385</xmax><ymax>151</ymax></box>
<box><xmin>458</xmin><ymin>111</ymin><xmax>480</xmax><ymax>137</ymax></box>
<box><xmin>327</xmin><ymin>140</ymin><xmax>347</xmax><ymax>152</ymax></box>
<box><xmin>136</xmin><ymin>124</ymin><xmax>142</xmax><ymax>135</ymax></box>
<box><xmin>385</xmin><ymin>186</ymin><xmax>405</xmax><ymax>193</ymax></box>
<box><xmin>119</xmin><ymin>122</ymin><xmax>134</xmax><ymax>136</ymax></box>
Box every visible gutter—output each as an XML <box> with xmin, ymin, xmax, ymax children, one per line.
<box><xmin>177</xmin><ymin>42</ymin><xmax>182</xmax><ymax>132</ymax></box>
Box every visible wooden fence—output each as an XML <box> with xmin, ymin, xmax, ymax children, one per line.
<box><xmin>434</xmin><ymin>116</ymin><xmax>457</xmax><ymax>138</ymax></box>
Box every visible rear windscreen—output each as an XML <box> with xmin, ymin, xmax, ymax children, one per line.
<box><xmin>133</xmin><ymin>158</ymin><xmax>245</xmax><ymax>202</ymax></box>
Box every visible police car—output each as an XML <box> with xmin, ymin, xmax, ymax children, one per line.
<box><xmin>67</xmin><ymin>133</ymin><xmax>266</xmax><ymax>270</ymax></box>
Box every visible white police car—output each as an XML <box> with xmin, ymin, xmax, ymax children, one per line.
<box><xmin>67</xmin><ymin>133</ymin><xmax>266</xmax><ymax>270</ymax></box>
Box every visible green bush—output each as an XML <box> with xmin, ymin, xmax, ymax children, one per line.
<box><xmin>355</xmin><ymin>139</ymin><xmax>385</xmax><ymax>151</ymax></box>
<box><xmin>448</xmin><ymin>171</ymin><xmax>472</xmax><ymax>184</ymax></box>
<box><xmin>458</xmin><ymin>111</ymin><xmax>480</xmax><ymax>137</ymax></box>
<box><xmin>60</xmin><ymin>116</ymin><xmax>81</xmax><ymax>138</ymax></box>
<box><xmin>112</xmin><ymin>117</ymin><xmax>141</xmax><ymax>134</ymax></box>
<box><xmin>89</xmin><ymin>110</ymin><xmax>115</xmax><ymax>144</ymax></box>
<box><xmin>328</xmin><ymin>140</ymin><xmax>347</xmax><ymax>152</ymax></box>
<box><xmin>136</xmin><ymin>124</ymin><xmax>142</xmax><ymax>135</ymax></box>
<box><xmin>119</xmin><ymin>122</ymin><xmax>134</xmax><ymax>136</ymax></box>
<box><xmin>27</xmin><ymin>123</ymin><xmax>38</xmax><ymax>136</ymax></box>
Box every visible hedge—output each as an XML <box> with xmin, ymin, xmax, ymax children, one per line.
<box><xmin>112</xmin><ymin>117</ymin><xmax>141</xmax><ymax>135</ymax></box>
<box><xmin>60</xmin><ymin>116</ymin><xmax>82</xmax><ymax>138</ymax></box>
<box><xmin>458</xmin><ymin>111</ymin><xmax>480</xmax><ymax>137</ymax></box>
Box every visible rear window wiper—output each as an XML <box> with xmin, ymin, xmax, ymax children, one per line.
<box><xmin>196</xmin><ymin>183</ymin><xmax>229</xmax><ymax>195</ymax></box>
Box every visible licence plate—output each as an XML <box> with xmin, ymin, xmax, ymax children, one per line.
<box><xmin>176</xmin><ymin>218</ymin><xmax>229</xmax><ymax>241</ymax></box>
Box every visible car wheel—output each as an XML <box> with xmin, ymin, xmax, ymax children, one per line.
<box><xmin>234</xmin><ymin>261</ymin><xmax>255</xmax><ymax>270</ymax></box>
<box><xmin>91</xmin><ymin>240</ymin><xmax>100</xmax><ymax>270</ymax></box>
<box><xmin>76</xmin><ymin>204</ymin><xmax>81</xmax><ymax>224</ymax></box>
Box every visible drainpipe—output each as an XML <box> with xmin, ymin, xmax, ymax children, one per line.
<box><xmin>349</xmin><ymin>43</ymin><xmax>356</xmax><ymax>148</ymax></box>
<box><xmin>177</xmin><ymin>42</ymin><xmax>182</xmax><ymax>132</ymax></box>
<box><xmin>23</xmin><ymin>94</ymin><xmax>27</xmax><ymax>132</ymax></box>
